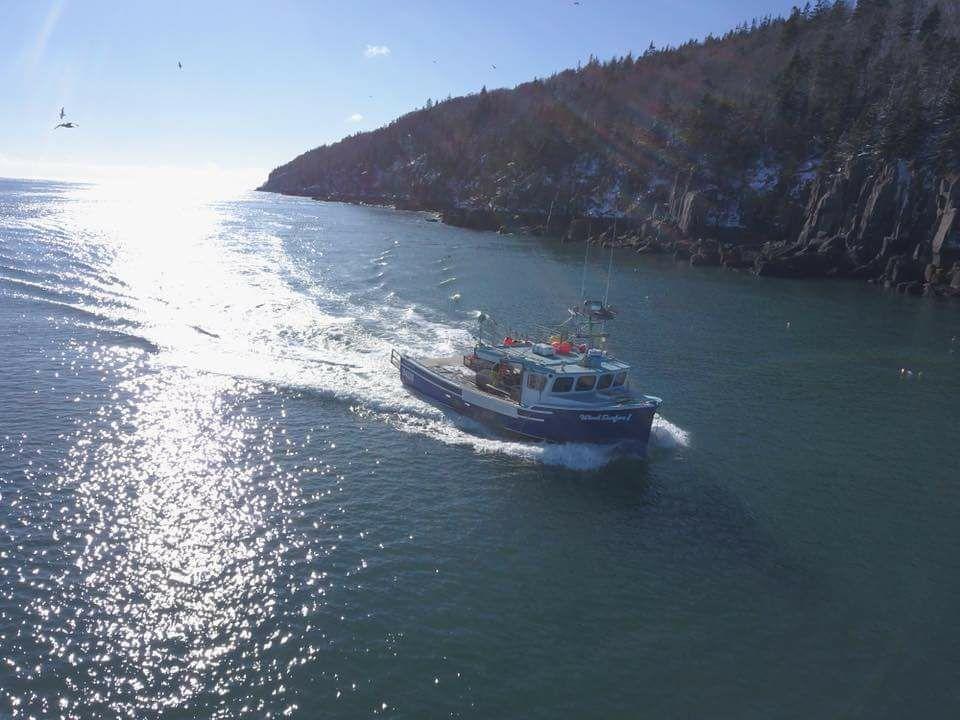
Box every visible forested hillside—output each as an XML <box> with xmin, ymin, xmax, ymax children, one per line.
<box><xmin>261</xmin><ymin>0</ymin><xmax>960</xmax><ymax>295</ymax></box>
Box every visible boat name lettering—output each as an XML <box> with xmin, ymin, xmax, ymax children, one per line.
<box><xmin>578</xmin><ymin>413</ymin><xmax>632</xmax><ymax>423</ymax></box>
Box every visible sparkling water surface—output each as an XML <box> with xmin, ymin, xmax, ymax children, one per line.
<box><xmin>1</xmin><ymin>178</ymin><xmax>958</xmax><ymax>719</ymax></box>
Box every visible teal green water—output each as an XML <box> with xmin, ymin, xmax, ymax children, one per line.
<box><xmin>1</xmin><ymin>178</ymin><xmax>958</xmax><ymax>718</ymax></box>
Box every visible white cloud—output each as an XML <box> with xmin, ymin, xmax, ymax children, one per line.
<box><xmin>347</xmin><ymin>113</ymin><xmax>364</xmax><ymax>123</ymax></box>
<box><xmin>364</xmin><ymin>44</ymin><xmax>391</xmax><ymax>59</ymax></box>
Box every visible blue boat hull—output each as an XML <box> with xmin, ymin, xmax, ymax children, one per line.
<box><xmin>399</xmin><ymin>357</ymin><xmax>657</xmax><ymax>452</ymax></box>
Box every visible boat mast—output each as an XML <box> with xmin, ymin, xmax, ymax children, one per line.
<box><xmin>603</xmin><ymin>242</ymin><xmax>614</xmax><ymax>306</ymax></box>
<box><xmin>579</xmin><ymin>237</ymin><xmax>589</xmax><ymax>302</ymax></box>
<box><xmin>474</xmin><ymin>312</ymin><xmax>488</xmax><ymax>345</ymax></box>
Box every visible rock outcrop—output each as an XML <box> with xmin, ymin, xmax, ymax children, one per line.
<box><xmin>623</xmin><ymin>157</ymin><xmax>960</xmax><ymax>299</ymax></box>
<box><xmin>440</xmin><ymin>207</ymin><xmax>502</xmax><ymax>232</ymax></box>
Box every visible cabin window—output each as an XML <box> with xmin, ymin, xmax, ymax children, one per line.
<box><xmin>552</xmin><ymin>377</ymin><xmax>573</xmax><ymax>393</ymax></box>
<box><xmin>526</xmin><ymin>373</ymin><xmax>546</xmax><ymax>391</ymax></box>
<box><xmin>597</xmin><ymin>374</ymin><xmax>613</xmax><ymax>391</ymax></box>
<box><xmin>575</xmin><ymin>375</ymin><xmax>596</xmax><ymax>391</ymax></box>
<box><xmin>612</xmin><ymin>371</ymin><xmax>627</xmax><ymax>387</ymax></box>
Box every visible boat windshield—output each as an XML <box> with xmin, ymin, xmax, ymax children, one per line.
<box><xmin>613</xmin><ymin>371</ymin><xmax>627</xmax><ymax>387</ymax></box>
<box><xmin>575</xmin><ymin>375</ymin><xmax>596</xmax><ymax>391</ymax></box>
<box><xmin>597</xmin><ymin>374</ymin><xmax>613</xmax><ymax>390</ymax></box>
<box><xmin>526</xmin><ymin>373</ymin><xmax>547</xmax><ymax>391</ymax></box>
<box><xmin>552</xmin><ymin>377</ymin><xmax>573</xmax><ymax>393</ymax></box>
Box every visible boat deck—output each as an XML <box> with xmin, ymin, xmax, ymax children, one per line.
<box><xmin>396</xmin><ymin>353</ymin><xmax>521</xmax><ymax>403</ymax></box>
<box><xmin>392</xmin><ymin>349</ymin><xmax>660</xmax><ymax>411</ymax></box>
<box><xmin>429</xmin><ymin>363</ymin><xmax>473</xmax><ymax>385</ymax></box>
<box><xmin>432</xmin><ymin>363</ymin><xmax>522</xmax><ymax>402</ymax></box>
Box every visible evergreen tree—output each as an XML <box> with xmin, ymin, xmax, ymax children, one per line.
<box><xmin>780</xmin><ymin>6</ymin><xmax>803</xmax><ymax>46</ymax></box>
<box><xmin>919</xmin><ymin>4</ymin><xmax>942</xmax><ymax>38</ymax></box>
<box><xmin>879</xmin><ymin>78</ymin><xmax>925</xmax><ymax>159</ymax></box>
<box><xmin>897</xmin><ymin>0</ymin><xmax>917</xmax><ymax>39</ymax></box>
<box><xmin>854</xmin><ymin>0</ymin><xmax>890</xmax><ymax>19</ymax></box>
<box><xmin>810</xmin><ymin>33</ymin><xmax>850</xmax><ymax>142</ymax></box>
<box><xmin>775</xmin><ymin>52</ymin><xmax>811</xmax><ymax>121</ymax></box>
<box><xmin>937</xmin><ymin>74</ymin><xmax>960</xmax><ymax>170</ymax></box>
<box><xmin>830</xmin><ymin>0</ymin><xmax>850</xmax><ymax>22</ymax></box>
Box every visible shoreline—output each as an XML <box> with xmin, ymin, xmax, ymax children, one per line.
<box><xmin>261</xmin><ymin>188</ymin><xmax>960</xmax><ymax>301</ymax></box>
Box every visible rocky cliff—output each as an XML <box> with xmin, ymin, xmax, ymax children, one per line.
<box><xmin>633</xmin><ymin>157</ymin><xmax>960</xmax><ymax>297</ymax></box>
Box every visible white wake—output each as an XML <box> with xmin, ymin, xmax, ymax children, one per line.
<box><xmin>70</xmin><ymin>197</ymin><xmax>690</xmax><ymax>470</ymax></box>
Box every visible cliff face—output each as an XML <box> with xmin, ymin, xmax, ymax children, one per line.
<box><xmin>646</xmin><ymin>156</ymin><xmax>960</xmax><ymax>295</ymax></box>
<box><xmin>261</xmin><ymin>0</ymin><xmax>960</xmax><ymax>297</ymax></box>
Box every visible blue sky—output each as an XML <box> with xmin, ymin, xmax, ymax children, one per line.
<box><xmin>1</xmin><ymin>0</ymin><xmax>801</xmax><ymax>186</ymax></box>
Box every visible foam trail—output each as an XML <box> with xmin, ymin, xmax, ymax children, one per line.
<box><xmin>149</xmin><ymin>264</ymin><xmax>690</xmax><ymax>471</ymax></box>
<box><xmin>368</xmin><ymin>410</ymin><xmax>617</xmax><ymax>470</ymax></box>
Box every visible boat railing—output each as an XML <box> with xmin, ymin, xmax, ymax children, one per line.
<box><xmin>390</xmin><ymin>348</ymin><xmax>402</xmax><ymax>369</ymax></box>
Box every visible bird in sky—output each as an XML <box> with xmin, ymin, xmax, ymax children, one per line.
<box><xmin>54</xmin><ymin>122</ymin><xmax>78</xmax><ymax>129</ymax></box>
<box><xmin>59</xmin><ymin>107</ymin><xmax>65</xmax><ymax>119</ymax></box>
<box><xmin>491</xmin><ymin>64</ymin><xmax>497</xmax><ymax>69</ymax></box>
<box><xmin>178</xmin><ymin>61</ymin><xmax>182</xmax><ymax>69</ymax></box>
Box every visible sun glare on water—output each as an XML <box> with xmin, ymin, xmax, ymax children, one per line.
<box><xmin>53</xmin><ymin>166</ymin><xmax>306</xmax><ymax>373</ymax></box>
<box><xmin>1</xmin><ymin>171</ymin><xmax>331</xmax><ymax>718</ymax></box>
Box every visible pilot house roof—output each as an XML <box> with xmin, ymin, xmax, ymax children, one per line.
<box><xmin>475</xmin><ymin>343</ymin><xmax>630</xmax><ymax>375</ymax></box>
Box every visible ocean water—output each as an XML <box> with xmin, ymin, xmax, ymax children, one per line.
<box><xmin>0</xmin><ymin>177</ymin><xmax>958</xmax><ymax>719</ymax></box>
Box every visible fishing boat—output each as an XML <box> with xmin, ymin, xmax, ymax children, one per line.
<box><xmin>390</xmin><ymin>299</ymin><xmax>662</xmax><ymax>451</ymax></box>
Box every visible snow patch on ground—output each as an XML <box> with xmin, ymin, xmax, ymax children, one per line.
<box><xmin>717</xmin><ymin>201</ymin><xmax>745</xmax><ymax>228</ymax></box>
<box><xmin>795</xmin><ymin>157</ymin><xmax>822</xmax><ymax>186</ymax></box>
<box><xmin>748</xmin><ymin>160</ymin><xmax>780</xmax><ymax>192</ymax></box>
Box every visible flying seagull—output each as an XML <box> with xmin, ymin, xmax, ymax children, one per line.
<box><xmin>491</xmin><ymin>64</ymin><xmax>497</xmax><ymax>69</ymax></box>
<box><xmin>54</xmin><ymin>122</ymin><xmax>78</xmax><ymax>129</ymax></box>
<box><xmin>59</xmin><ymin>107</ymin><xmax>65</xmax><ymax>119</ymax></box>
<box><xmin>178</xmin><ymin>61</ymin><xmax>182</xmax><ymax>69</ymax></box>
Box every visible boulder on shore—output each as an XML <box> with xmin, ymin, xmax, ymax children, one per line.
<box><xmin>689</xmin><ymin>239</ymin><xmax>721</xmax><ymax>267</ymax></box>
<box><xmin>440</xmin><ymin>207</ymin><xmax>501</xmax><ymax>232</ymax></box>
<box><xmin>565</xmin><ymin>218</ymin><xmax>591</xmax><ymax>243</ymax></box>
<box><xmin>881</xmin><ymin>255</ymin><xmax>923</xmax><ymax>289</ymax></box>
<box><xmin>719</xmin><ymin>244</ymin><xmax>758</xmax><ymax>269</ymax></box>
<box><xmin>754</xmin><ymin>251</ymin><xmax>832</xmax><ymax>278</ymax></box>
